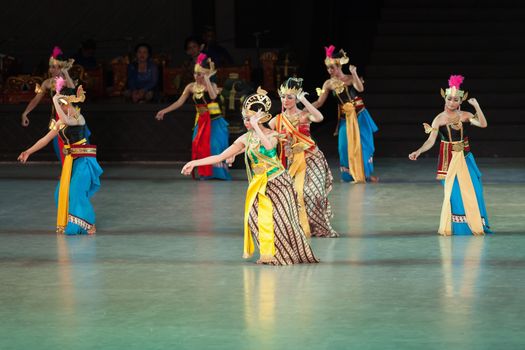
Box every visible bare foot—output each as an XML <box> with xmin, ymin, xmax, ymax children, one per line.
<box><xmin>368</xmin><ymin>176</ymin><xmax>379</xmax><ymax>183</ymax></box>
<box><xmin>87</xmin><ymin>225</ymin><xmax>97</xmax><ymax>235</ymax></box>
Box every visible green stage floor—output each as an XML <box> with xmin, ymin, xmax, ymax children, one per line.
<box><xmin>1</xmin><ymin>158</ymin><xmax>524</xmax><ymax>349</ymax></box>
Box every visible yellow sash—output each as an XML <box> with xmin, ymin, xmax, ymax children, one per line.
<box><xmin>438</xmin><ymin>150</ymin><xmax>484</xmax><ymax>236</ymax></box>
<box><xmin>276</xmin><ymin>114</ymin><xmax>313</xmax><ymax>236</ymax></box>
<box><xmin>287</xmin><ymin>150</ymin><xmax>310</xmax><ymax>237</ymax></box>
<box><xmin>276</xmin><ymin>113</ymin><xmax>316</xmax><ymax>149</ymax></box>
<box><xmin>243</xmin><ymin>171</ymin><xmax>275</xmax><ymax>261</ymax></box>
<box><xmin>341</xmin><ymin>103</ymin><xmax>365</xmax><ymax>183</ymax></box>
<box><xmin>56</xmin><ymin>138</ymin><xmax>86</xmax><ymax>233</ymax></box>
<box><xmin>242</xmin><ymin>133</ymin><xmax>282</xmax><ymax>261</ymax></box>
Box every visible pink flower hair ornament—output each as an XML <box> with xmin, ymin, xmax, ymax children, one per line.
<box><xmin>51</xmin><ymin>46</ymin><xmax>63</xmax><ymax>59</ymax></box>
<box><xmin>55</xmin><ymin>76</ymin><xmax>66</xmax><ymax>94</ymax></box>
<box><xmin>324</xmin><ymin>45</ymin><xmax>335</xmax><ymax>58</ymax></box>
<box><xmin>441</xmin><ymin>74</ymin><xmax>468</xmax><ymax>101</ymax></box>
<box><xmin>194</xmin><ymin>53</ymin><xmax>216</xmax><ymax>75</ymax></box>
<box><xmin>49</xmin><ymin>45</ymin><xmax>74</xmax><ymax>69</ymax></box>
<box><xmin>324</xmin><ymin>45</ymin><xmax>349</xmax><ymax>66</ymax></box>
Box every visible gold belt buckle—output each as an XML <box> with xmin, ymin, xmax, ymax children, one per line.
<box><xmin>252</xmin><ymin>165</ymin><xmax>266</xmax><ymax>175</ymax></box>
<box><xmin>342</xmin><ymin>102</ymin><xmax>355</xmax><ymax>114</ymax></box>
<box><xmin>452</xmin><ymin>142</ymin><xmax>465</xmax><ymax>152</ymax></box>
<box><xmin>62</xmin><ymin>147</ymin><xmax>71</xmax><ymax>155</ymax></box>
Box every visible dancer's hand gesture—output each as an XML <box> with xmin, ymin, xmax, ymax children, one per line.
<box><xmin>467</xmin><ymin>98</ymin><xmax>479</xmax><ymax>108</ymax></box>
<box><xmin>21</xmin><ymin>113</ymin><xmax>30</xmax><ymax>127</ymax></box>
<box><xmin>250</xmin><ymin>110</ymin><xmax>266</xmax><ymax>127</ymax></box>
<box><xmin>17</xmin><ymin>151</ymin><xmax>30</xmax><ymax>163</ymax></box>
<box><xmin>155</xmin><ymin>110</ymin><xmax>166</xmax><ymax>121</ymax></box>
<box><xmin>297</xmin><ymin>91</ymin><xmax>309</xmax><ymax>102</ymax></box>
<box><xmin>181</xmin><ymin>161</ymin><xmax>195</xmax><ymax>175</ymax></box>
<box><xmin>408</xmin><ymin>150</ymin><xmax>420</xmax><ymax>161</ymax></box>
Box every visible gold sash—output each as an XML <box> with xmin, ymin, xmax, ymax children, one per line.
<box><xmin>276</xmin><ymin>114</ymin><xmax>313</xmax><ymax>236</ymax></box>
<box><xmin>243</xmin><ymin>171</ymin><xmax>275</xmax><ymax>261</ymax></box>
<box><xmin>341</xmin><ymin>103</ymin><xmax>365</xmax><ymax>183</ymax></box>
<box><xmin>243</xmin><ymin>133</ymin><xmax>282</xmax><ymax>261</ymax></box>
<box><xmin>438</xmin><ymin>150</ymin><xmax>484</xmax><ymax>236</ymax></box>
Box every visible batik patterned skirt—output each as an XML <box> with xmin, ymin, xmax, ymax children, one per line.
<box><xmin>304</xmin><ymin>150</ymin><xmax>338</xmax><ymax>237</ymax></box>
<box><xmin>248</xmin><ymin>172</ymin><xmax>319</xmax><ymax>265</ymax></box>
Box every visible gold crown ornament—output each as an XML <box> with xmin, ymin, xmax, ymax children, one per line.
<box><xmin>194</xmin><ymin>53</ymin><xmax>216</xmax><ymax>76</ymax></box>
<box><xmin>48</xmin><ymin>46</ymin><xmax>74</xmax><ymax>69</ymax></box>
<box><xmin>324</xmin><ymin>45</ymin><xmax>350</xmax><ymax>66</ymax></box>
<box><xmin>440</xmin><ymin>75</ymin><xmax>469</xmax><ymax>102</ymax></box>
<box><xmin>242</xmin><ymin>87</ymin><xmax>272</xmax><ymax>123</ymax></box>
<box><xmin>278</xmin><ymin>77</ymin><xmax>303</xmax><ymax>97</ymax></box>
<box><xmin>58</xmin><ymin>85</ymin><xmax>86</xmax><ymax>105</ymax></box>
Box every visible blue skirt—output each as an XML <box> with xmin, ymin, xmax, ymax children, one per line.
<box><xmin>440</xmin><ymin>153</ymin><xmax>492</xmax><ymax>235</ymax></box>
<box><xmin>338</xmin><ymin>108</ymin><xmax>378</xmax><ymax>182</ymax></box>
<box><xmin>192</xmin><ymin>117</ymin><xmax>231</xmax><ymax>180</ymax></box>
<box><xmin>54</xmin><ymin>157</ymin><xmax>103</xmax><ymax>235</ymax></box>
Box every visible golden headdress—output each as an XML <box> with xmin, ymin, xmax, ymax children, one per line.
<box><xmin>324</xmin><ymin>45</ymin><xmax>349</xmax><ymax>66</ymax></box>
<box><xmin>278</xmin><ymin>77</ymin><xmax>303</xmax><ymax>97</ymax></box>
<box><xmin>58</xmin><ymin>86</ymin><xmax>86</xmax><ymax>105</ymax></box>
<box><xmin>194</xmin><ymin>53</ymin><xmax>216</xmax><ymax>75</ymax></box>
<box><xmin>242</xmin><ymin>87</ymin><xmax>272</xmax><ymax>123</ymax></box>
<box><xmin>48</xmin><ymin>46</ymin><xmax>74</xmax><ymax>69</ymax></box>
<box><xmin>440</xmin><ymin>75</ymin><xmax>468</xmax><ymax>101</ymax></box>
<box><xmin>55</xmin><ymin>77</ymin><xmax>86</xmax><ymax>105</ymax></box>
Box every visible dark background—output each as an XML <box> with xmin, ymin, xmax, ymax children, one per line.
<box><xmin>1</xmin><ymin>0</ymin><xmax>524</xmax><ymax>161</ymax></box>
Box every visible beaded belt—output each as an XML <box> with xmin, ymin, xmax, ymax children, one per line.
<box><xmin>446</xmin><ymin>139</ymin><xmax>470</xmax><ymax>152</ymax></box>
<box><xmin>63</xmin><ymin>144</ymin><xmax>97</xmax><ymax>157</ymax></box>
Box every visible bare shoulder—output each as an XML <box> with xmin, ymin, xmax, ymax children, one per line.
<box><xmin>433</xmin><ymin>113</ymin><xmax>446</xmax><ymax>126</ymax></box>
<box><xmin>460</xmin><ymin>111</ymin><xmax>474</xmax><ymax>121</ymax></box>
<box><xmin>299</xmin><ymin>110</ymin><xmax>311</xmax><ymax>122</ymax></box>
<box><xmin>185</xmin><ymin>82</ymin><xmax>195</xmax><ymax>92</ymax></box>
<box><xmin>234</xmin><ymin>132</ymin><xmax>248</xmax><ymax>146</ymax></box>
<box><xmin>42</xmin><ymin>78</ymin><xmax>54</xmax><ymax>90</ymax></box>
<box><xmin>342</xmin><ymin>74</ymin><xmax>354</xmax><ymax>84</ymax></box>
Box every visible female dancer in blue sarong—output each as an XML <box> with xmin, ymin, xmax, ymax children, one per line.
<box><xmin>312</xmin><ymin>45</ymin><xmax>378</xmax><ymax>183</ymax></box>
<box><xmin>18</xmin><ymin>78</ymin><xmax>102</xmax><ymax>235</ymax></box>
<box><xmin>409</xmin><ymin>75</ymin><xmax>491</xmax><ymax>236</ymax></box>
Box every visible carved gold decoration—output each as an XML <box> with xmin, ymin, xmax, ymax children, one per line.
<box><xmin>193</xmin><ymin>83</ymin><xmax>205</xmax><ymax>99</ymax></box>
<box><xmin>423</xmin><ymin>123</ymin><xmax>437</xmax><ymax>134</ymax></box>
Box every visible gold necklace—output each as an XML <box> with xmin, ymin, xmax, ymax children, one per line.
<box><xmin>284</xmin><ymin>110</ymin><xmax>301</xmax><ymax>125</ymax></box>
<box><xmin>193</xmin><ymin>83</ymin><xmax>205</xmax><ymax>99</ymax></box>
<box><xmin>329</xmin><ymin>78</ymin><xmax>346</xmax><ymax>94</ymax></box>
<box><xmin>447</xmin><ymin>110</ymin><xmax>462</xmax><ymax>130</ymax></box>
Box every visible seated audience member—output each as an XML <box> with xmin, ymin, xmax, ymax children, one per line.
<box><xmin>126</xmin><ymin>43</ymin><xmax>159</xmax><ymax>103</ymax></box>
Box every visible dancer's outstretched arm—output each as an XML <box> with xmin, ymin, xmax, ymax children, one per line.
<box><xmin>181</xmin><ymin>142</ymin><xmax>244</xmax><ymax>175</ymax></box>
<box><xmin>18</xmin><ymin>128</ymin><xmax>60</xmax><ymax>163</ymax></box>
<box><xmin>155</xmin><ymin>84</ymin><xmax>192</xmax><ymax>120</ymax></box>
<box><xmin>408</xmin><ymin>116</ymin><xmax>441</xmax><ymax>160</ymax></box>
<box><xmin>20</xmin><ymin>78</ymin><xmax>53</xmax><ymax>127</ymax></box>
